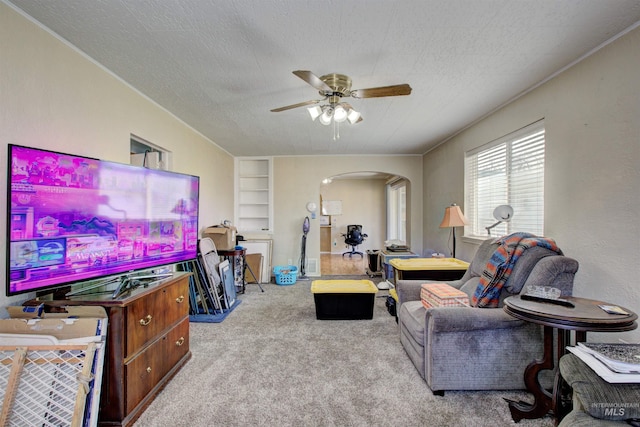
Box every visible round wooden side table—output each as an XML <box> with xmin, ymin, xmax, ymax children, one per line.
<box><xmin>503</xmin><ymin>295</ymin><xmax>637</xmax><ymax>422</ymax></box>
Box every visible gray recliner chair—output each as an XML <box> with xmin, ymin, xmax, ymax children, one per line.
<box><xmin>396</xmin><ymin>238</ymin><xmax>579</xmax><ymax>394</ymax></box>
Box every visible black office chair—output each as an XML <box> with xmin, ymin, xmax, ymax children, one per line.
<box><xmin>342</xmin><ymin>225</ymin><xmax>367</xmax><ymax>258</ymax></box>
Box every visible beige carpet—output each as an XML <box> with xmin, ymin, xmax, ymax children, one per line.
<box><xmin>133</xmin><ymin>277</ymin><xmax>555</xmax><ymax>427</ymax></box>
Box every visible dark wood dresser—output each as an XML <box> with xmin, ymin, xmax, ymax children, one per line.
<box><xmin>36</xmin><ymin>272</ymin><xmax>192</xmax><ymax>426</ymax></box>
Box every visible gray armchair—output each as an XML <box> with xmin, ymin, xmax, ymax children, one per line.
<box><xmin>397</xmin><ymin>238</ymin><xmax>579</xmax><ymax>394</ymax></box>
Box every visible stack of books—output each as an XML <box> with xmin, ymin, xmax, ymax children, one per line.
<box><xmin>568</xmin><ymin>342</ymin><xmax>640</xmax><ymax>383</ymax></box>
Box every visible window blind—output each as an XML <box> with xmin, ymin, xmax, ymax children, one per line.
<box><xmin>464</xmin><ymin>120</ymin><xmax>545</xmax><ymax>238</ymax></box>
<box><xmin>387</xmin><ymin>180</ymin><xmax>407</xmax><ymax>241</ymax></box>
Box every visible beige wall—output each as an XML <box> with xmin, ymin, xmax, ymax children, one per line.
<box><xmin>1</xmin><ymin>4</ymin><xmax>234</xmax><ymax>309</ymax></box>
<box><xmin>272</xmin><ymin>156</ymin><xmax>422</xmax><ymax>275</ymax></box>
<box><xmin>423</xmin><ymin>26</ymin><xmax>640</xmax><ymax>342</ymax></box>
<box><xmin>320</xmin><ymin>178</ymin><xmax>387</xmax><ymax>254</ymax></box>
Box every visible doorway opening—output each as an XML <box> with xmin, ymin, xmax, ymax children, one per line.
<box><xmin>319</xmin><ymin>172</ymin><xmax>410</xmax><ymax>276</ymax></box>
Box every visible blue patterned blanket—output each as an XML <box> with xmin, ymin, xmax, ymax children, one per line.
<box><xmin>472</xmin><ymin>232</ymin><xmax>562</xmax><ymax>307</ymax></box>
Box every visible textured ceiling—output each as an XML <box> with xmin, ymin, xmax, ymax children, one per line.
<box><xmin>7</xmin><ymin>0</ymin><xmax>640</xmax><ymax>156</ymax></box>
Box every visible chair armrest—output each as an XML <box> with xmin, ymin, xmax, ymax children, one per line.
<box><xmin>426</xmin><ymin>307</ymin><xmax>526</xmax><ymax>333</ymax></box>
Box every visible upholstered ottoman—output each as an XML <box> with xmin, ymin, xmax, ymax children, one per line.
<box><xmin>311</xmin><ymin>280</ymin><xmax>378</xmax><ymax>320</ymax></box>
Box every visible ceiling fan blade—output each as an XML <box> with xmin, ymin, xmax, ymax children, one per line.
<box><xmin>292</xmin><ymin>70</ymin><xmax>333</xmax><ymax>92</ymax></box>
<box><xmin>270</xmin><ymin>99</ymin><xmax>322</xmax><ymax>112</ymax></box>
<box><xmin>350</xmin><ymin>83</ymin><xmax>412</xmax><ymax>99</ymax></box>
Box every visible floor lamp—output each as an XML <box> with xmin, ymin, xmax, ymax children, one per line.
<box><xmin>485</xmin><ymin>205</ymin><xmax>514</xmax><ymax>236</ymax></box>
<box><xmin>439</xmin><ymin>204</ymin><xmax>469</xmax><ymax>258</ymax></box>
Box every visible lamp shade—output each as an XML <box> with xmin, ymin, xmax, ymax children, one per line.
<box><xmin>493</xmin><ymin>205</ymin><xmax>513</xmax><ymax>222</ymax></box>
<box><xmin>485</xmin><ymin>204</ymin><xmax>514</xmax><ymax>235</ymax></box>
<box><xmin>440</xmin><ymin>204</ymin><xmax>469</xmax><ymax>228</ymax></box>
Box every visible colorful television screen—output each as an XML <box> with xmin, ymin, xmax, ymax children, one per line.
<box><xmin>6</xmin><ymin>144</ymin><xmax>200</xmax><ymax>296</ymax></box>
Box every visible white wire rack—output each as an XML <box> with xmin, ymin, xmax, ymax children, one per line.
<box><xmin>0</xmin><ymin>344</ymin><xmax>97</xmax><ymax>427</ymax></box>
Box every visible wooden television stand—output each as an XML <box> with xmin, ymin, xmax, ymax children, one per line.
<box><xmin>27</xmin><ymin>272</ymin><xmax>192</xmax><ymax>426</ymax></box>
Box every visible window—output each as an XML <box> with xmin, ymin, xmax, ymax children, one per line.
<box><xmin>130</xmin><ymin>135</ymin><xmax>170</xmax><ymax>170</ymax></box>
<box><xmin>387</xmin><ymin>178</ymin><xmax>407</xmax><ymax>242</ymax></box>
<box><xmin>464</xmin><ymin>120</ymin><xmax>545</xmax><ymax>238</ymax></box>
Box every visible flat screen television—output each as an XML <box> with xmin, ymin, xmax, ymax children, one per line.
<box><xmin>6</xmin><ymin>144</ymin><xmax>200</xmax><ymax>296</ymax></box>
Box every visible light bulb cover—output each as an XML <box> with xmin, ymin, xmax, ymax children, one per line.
<box><xmin>307</xmin><ymin>105</ymin><xmax>322</xmax><ymax>121</ymax></box>
<box><xmin>333</xmin><ymin>105</ymin><xmax>347</xmax><ymax>122</ymax></box>
<box><xmin>319</xmin><ymin>107</ymin><xmax>333</xmax><ymax>126</ymax></box>
<box><xmin>347</xmin><ymin>108</ymin><xmax>361</xmax><ymax>124</ymax></box>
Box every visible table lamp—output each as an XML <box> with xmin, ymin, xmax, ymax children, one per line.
<box><xmin>440</xmin><ymin>203</ymin><xmax>469</xmax><ymax>258</ymax></box>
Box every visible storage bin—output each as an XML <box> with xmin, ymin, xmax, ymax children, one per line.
<box><xmin>311</xmin><ymin>280</ymin><xmax>378</xmax><ymax>320</ymax></box>
<box><xmin>273</xmin><ymin>265</ymin><xmax>297</xmax><ymax>285</ymax></box>
<box><xmin>386</xmin><ymin>288</ymin><xmax>399</xmax><ymax>319</ymax></box>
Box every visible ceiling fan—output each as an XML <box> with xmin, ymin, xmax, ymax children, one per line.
<box><xmin>270</xmin><ymin>70</ymin><xmax>412</xmax><ymax>126</ymax></box>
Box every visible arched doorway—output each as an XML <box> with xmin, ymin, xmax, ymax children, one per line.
<box><xmin>318</xmin><ymin>171</ymin><xmax>410</xmax><ymax>275</ymax></box>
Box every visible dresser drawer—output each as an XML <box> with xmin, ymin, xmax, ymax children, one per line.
<box><xmin>125</xmin><ymin>279</ymin><xmax>189</xmax><ymax>358</ymax></box>
<box><xmin>125</xmin><ymin>332</ymin><xmax>163</xmax><ymax>413</ymax></box>
<box><xmin>160</xmin><ymin>317</ymin><xmax>190</xmax><ymax>379</ymax></box>
<box><xmin>125</xmin><ymin>316</ymin><xmax>189</xmax><ymax>413</ymax></box>
<box><xmin>161</xmin><ymin>278</ymin><xmax>190</xmax><ymax>324</ymax></box>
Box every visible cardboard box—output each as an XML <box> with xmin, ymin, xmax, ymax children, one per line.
<box><xmin>420</xmin><ymin>283</ymin><xmax>470</xmax><ymax>309</ymax></box>
<box><xmin>245</xmin><ymin>253</ymin><xmax>262</xmax><ymax>283</ymax></box>
<box><xmin>2</xmin><ymin>305</ymin><xmax>108</xmax><ymax>343</ymax></box>
<box><xmin>203</xmin><ymin>226</ymin><xmax>237</xmax><ymax>250</ymax></box>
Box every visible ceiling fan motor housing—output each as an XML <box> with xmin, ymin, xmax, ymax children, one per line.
<box><xmin>319</xmin><ymin>73</ymin><xmax>352</xmax><ymax>99</ymax></box>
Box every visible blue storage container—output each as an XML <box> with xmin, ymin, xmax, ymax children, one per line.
<box><xmin>273</xmin><ymin>265</ymin><xmax>298</xmax><ymax>285</ymax></box>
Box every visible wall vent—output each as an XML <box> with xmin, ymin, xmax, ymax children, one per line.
<box><xmin>305</xmin><ymin>258</ymin><xmax>319</xmax><ymax>276</ymax></box>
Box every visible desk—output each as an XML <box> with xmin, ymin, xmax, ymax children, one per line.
<box><xmin>389</xmin><ymin>257</ymin><xmax>469</xmax><ymax>286</ymax></box>
<box><xmin>379</xmin><ymin>250</ymin><xmax>419</xmax><ymax>282</ymax></box>
<box><xmin>503</xmin><ymin>295</ymin><xmax>638</xmax><ymax>422</ymax></box>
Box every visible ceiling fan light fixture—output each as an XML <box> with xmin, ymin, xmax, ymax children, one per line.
<box><xmin>272</xmin><ymin>71</ymin><xmax>411</xmax><ymax>133</ymax></box>
<box><xmin>319</xmin><ymin>107</ymin><xmax>333</xmax><ymax>125</ymax></box>
<box><xmin>307</xmin><ymin>105</ymin><xmax>322</xmax><ymax>121</ymax></box>
<box><xmin>347</xmin><ymin>108</ymin><xmax>361</xmax><ymax>124</ymax></box>
<box><xmin>333</xmin><ymin>105</ymin><xmax>347</xmax><ymax>123</ymax></box>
